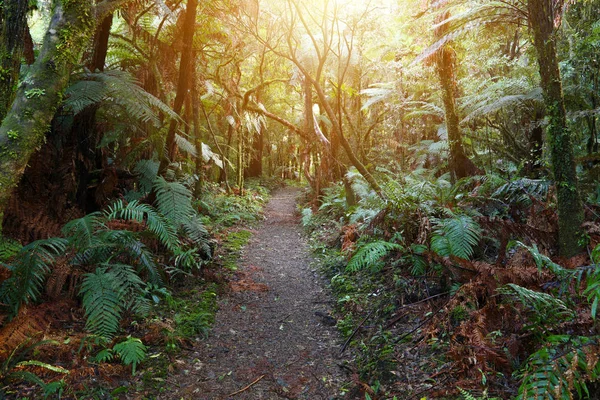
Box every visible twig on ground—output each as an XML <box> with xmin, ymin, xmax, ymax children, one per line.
<box><xmin>340</xmin><ymin>309</ymin><xmax>375</xmax><ymax>354</ymax></box>
<box><xmin>227</xmin><ymin>375</ymin><xmax>265</xmax><ymax>397</ymax></box>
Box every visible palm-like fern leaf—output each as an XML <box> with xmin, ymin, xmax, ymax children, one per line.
<box><xmin>347</xmin><ymin>241</ymin><xmax>404</xmax><ymax>272</ymax></box>
<box><xmin>431</xmin><ymin>214</ymin><xmax>481</xmax><ymax>259</ymax></box>
<box><xmin>112</xmin><ymin>336</ymin><xmax>147</xmax><ymax>375</ymax></box>
<box><xmin>153</xmin><ymin>176</ymin><xmax>194</xmax><ymax>226</ymax></box>
<box><xmin>64</xmin><ymin>70</ymin><xmax>182</xmax><ymax>127</ymax></box>
<box><xmin>106</xmin><ymin>199</ymin><xmax>179</xmax><ymax>252</ymax></box>
<box><xmin>0</xmin><ymin>238</ymin><xmax>67</xmax><ymax>317</ymax></box>
<box><xmin>61</xmin><ymin>212</ymin><xmax>105</xmax><ymax>251</ymax></box>
<box><xmin>80</xmin><ymin>268</ymin><xmax>124</xmax><ymax>339</ymax></box>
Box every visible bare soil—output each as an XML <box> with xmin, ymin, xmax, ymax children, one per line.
<box><xmin>166</xmin><ymin>187</ymin><xmax>351</xmax><ymax>399</ymax></box>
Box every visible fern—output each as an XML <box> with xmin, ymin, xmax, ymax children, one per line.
<box><xmin>153</xmin><ymin>176</ymin><xmax>194</xmax><ymax>226</ymax></box>
<box><xmin>347</xmin><ymin>241</ymin><xmax>404</xmax><ymax>272</ymax></box>
<box><xmin>499</xmin><ymin>284</ymin><xmax>575</xmax><ymax>333</ymax></box>
<box><xmin>64</xmin><ymin>70</ymin><xmax>182</xmax><ymax>127</ymax></box>
<box><xmin>0</xmin><ymin>236</ymin><xmax>22</xmax><ymax>262</ymax></box>
<box><xmin>80</xmin><ymin>268</ymin><xmax>124</xmax><ymax>339</ymax></box>
<box><xmin>0</xmin><ymin>238</ymin><xmax>67</xmax><ymax>318</ymax></box>
<box><xmin>517</xmin><ymin>335</ymin><xmax>600</xmax><ymax>400</ymax></box>
<box><xmin>431</xmin><ymin>213</ymin><xmax>481</xmax><ymax>259</ymax></box>
<box><xmin>106</xmin><ymin>199</ymin><xmax>179</xmax><ymax>252</ymax></box>
<box><xmin>112</xmin><ymin>336</ymin><xmax>147</xmax><ymax>375</ymax></box>
<box><xmin>134</xmin><ymin>159</ymin><xmax>159</xmax><ymax>194</ymax></box>
<box><xmin>61</xmin><ymin>212</ymin><xmax>105</xmax><ymax>251</ymax></box>
<box><xmin>181</xmin><ymin>216</ymin><xmax>211</xmax><ymax>258</ymax></box>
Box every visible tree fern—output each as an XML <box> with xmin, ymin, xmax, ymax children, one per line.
<box><xmin>431</xmin><ymin>213</ymin><xmax>481</xmax><ymax>259</ymax></box>
<box><xmin>347</xmin><ymin>241</ymin><xmax>404</xmax><ymax>272</ymax></box>
<box><xmin>0</xmin><ymin>238</ymin><xmax>67</xmax><ymax>318</ymax></box>
<box><xmin>64</xmin><ymin>70</ymin><xmax>182</xmax><ymax>127</ymax></box>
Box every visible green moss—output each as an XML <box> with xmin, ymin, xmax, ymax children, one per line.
<box><xmin>6</xmin><ymin>130</ymin><xmax>18</xmax><ymax>140</ymax></box>
<box><xmin>220</xmin><ymin>229</ymin><xmax>252</xmax><ymax>270</ymax></box>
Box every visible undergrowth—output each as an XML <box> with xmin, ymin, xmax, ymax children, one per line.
<box><xmin>0</xmin><ymin>180</ymin><xmax>272</xmax><ymax>398</ymax></box>
<box><xmin>303</xmin><ymin>167</ymin><xmax>600</xmax><ymax>399</ymax></box>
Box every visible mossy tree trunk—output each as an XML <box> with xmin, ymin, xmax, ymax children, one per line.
<box><xmin>0</xmin><ymin>0</ymin><xmax>29</xmax><ymax>121</ymax></box>
<box><xmin>434</xmin><ymin>11</ymin><xmax>478</xmax><ymax>181</ymax></box>
<box><xmin>0</xmin><ymin>0</ymin><xmax>129</xmax><ymax>221</ymax></box>
<box><xmin>528</xmin><ymin>0</ymin><xmax>584</xmax><ymax>257</ymax></box>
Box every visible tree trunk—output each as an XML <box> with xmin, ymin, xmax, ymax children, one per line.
<box><xmin>0</xmin><ymin>0</ymin><xmax>29</xmax><ymax>121</ymax></box>
<box><xmin>0</xmin><ymin>0</ymin><xmax>126</xmax><ymax>222</ymax></box>
<box><xmin>306</xmin><ymin>74</ymin><xmax>384</xmax><ymax>198</ymax></box>
<box><xmin>72</xmin><ymin>12</ymin><xmax>113</xmax><ymax>212</ymax></box>
<box><xmin>528</xmin><ymin>0</ymin><xmax>584</xmax><ymax>257</ymax></box>
<box><xmin>158</xmin><ymin>0</ymin><xmax>198</xmax><ymax>175</ymax></box>
<box><xmin>434</xmin><ymin>12</ymin><xmax>478</xmax><ymax>181</ymax></box>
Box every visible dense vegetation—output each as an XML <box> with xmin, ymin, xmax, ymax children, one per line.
<box><xmin>0</xmin><ymin>0</ymin><xmax>600</xmax><ymax>398</ymax></box>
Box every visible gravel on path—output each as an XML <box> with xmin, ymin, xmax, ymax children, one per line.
<box><xmin>166</xmin><ymin>187</ymin><xmax>351</xmax><ymax>400</ymax></box>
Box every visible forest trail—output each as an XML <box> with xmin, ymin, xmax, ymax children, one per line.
<box><xmin>167</xmin><ymin>187</ymin><xmax>349</xmax><ymax>399</ymax></box>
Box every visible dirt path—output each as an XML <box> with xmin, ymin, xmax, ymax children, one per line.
<box><xmin>168</xmin><ymin>187</ymin><xmax>349</xmax><ymax>399</ymax></box>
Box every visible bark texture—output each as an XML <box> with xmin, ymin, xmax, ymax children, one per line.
<box><xmin>0</xmin><ymin>0</ymin><xmax>129</xmax><ymax>217</ymax></box>
<box><xmin>528</xmin><ymin>0</ymin><xmax>584</xmax><ymax>256</ymax></box>
<box><xmin>158</xmin><ymin>0</ymin><xmax>198</xmax><ymax>175</ymax></box>
<box><xmin>434</xmin><ymin>12</ymin><xmax>478</xmax><ymax>181</ymax></box>
<box><xmin>0</xmin><ymin>0</ymin><xmax>29</xmax><ymax>120</ymax></box>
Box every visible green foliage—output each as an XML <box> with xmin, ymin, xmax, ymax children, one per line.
<box><xmin>64</xmin><ymin>70</ymin><xmax>181</xmax><ymax>127</ymax></box>
<box><xmin>517</xmin><ymin>335</ymin><xmax>600</xmax><ymax>400</ymax></box>
<box><xmin>0</xmin><ymin>339</ymin><xmax>69</xmax><ymax>398</ymax></box>
<box><xmin>153</xmin><ymin>176</ymin><xmax>194</xmax><ymax>226</ymax></box>
<box><xmin>499</xmin><ymin>284</ymin><xmax>575</xmax><ymax>333</ymax></box>
<box><xmin>112</xmin><ymin>337</ymin><xmax>147</xmax><ymax>375</ymax></box>
<box><xmin>0</xmin><ymin>236</ymin><xmax>22</xmax><ymax>262</ymax></box>
<box><xmin>106</xmin><ymin>199</ymin><xmax>179</xmax><ymax>252</ymax></box>
<box><xmin>431</xmin><ymin>213</ymin><xmax>481</xmax><ymax>259</ymax></box>
<box><xmin>80</xmin><ymin>264</ymin><xmax>148</xmax><ymax>339</ymax></box>
<box><xmin>0</xmin><ymin>238</ymin><xmax>67</xmax><ymax>318</ymax></box>
<box><xmin>347</xmin><ymin>241</ymin><xmax>403</xmax><ymax>272</ymax></box>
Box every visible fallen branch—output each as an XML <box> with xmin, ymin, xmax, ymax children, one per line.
<box><xmin>227</xmin><ymin>375</ymin><xmax>265</xmax><ymax>397</ymax></box>
<box><xmin>340</xmin><ymin>309</ymin><xmax>374</xmax><ymax>355</ymax></box>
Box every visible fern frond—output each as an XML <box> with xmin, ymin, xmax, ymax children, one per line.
<box><xmin>106</xmin><ymin>199</ymin><xmax>179</xmax><ymax>252</ymax></box>
<box><xmin>80</xmin><ymin>268</ymin><xmax>123</xmax><ymax>339</ymax></box>
<box><xmin>175</xmin><ymin>133</ymin><xmax>197</xmax><ymax>157</ymax></box>
<box><xmin>499</xmin><ymin>284</ymin><xmax>575</xmax><ymax>331</ymax></box>
<box><xmin>0</xmin><ymin>237</ymin><xmax>22</xmax><ymax>262</ymax></box>
<box><xmin>112</xmin><ymin>336</ymin><xmax>146</xmax><ymax>375</ymax></box>
<box><xmin>347</xmin><ymin>241</ymin><xmax>403</xmax><ymax>272</ymax></box>
<box><xmin>134</xmin><ymin>159</ymin><xmax>159</xmax><ymax>194</ymax></box>
<box><xmin>517</xmin><ymin>335</ymin><xmax>599</xmax><ymax>400</ymax></box>
<box><xmin>431</xmin><ymin>214</ymin><xmax>481</xmax><ymax>259</ymax></box>
<box><xmin>61</xmin><ymin>212</ymin><xmax>105</xmax><ymax>251</ymax></box>
<box><xmin>492</xmin><ymin>178</ymin><xmax>550</xmax><ymax>208</ymax></box>
<box><xmin>153</xmin><ymin>176</ymin><xmax>194</xmax><ymax>226</ymax></box>
<box><xmin>182</xmin><ymin>215</ymin><xmax>212</xmax><ymax>258</ymax></box>
<box><xmin>0</xmin><ymin>238</ymin><xmax>67</xmax><ymax>317</ymax></box>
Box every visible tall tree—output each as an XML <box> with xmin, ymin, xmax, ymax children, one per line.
<box><xmin>0</xmin><ymin>0</ymin><xmax>130</xmax><ymax>223</ymax></box>
<box><xmin>528</xmin><ymin>0</ymin><xmax>583</xmax><ymax>256</ymax></box>
<box><xmin>433</xmin><ymin>9</ymin><xmax>478</xmax><ymax>180</ymax></box>
<box><xmin>158</xmin><ymin>0</ymin><xmax>199</xmax><ymax>175</ymax></box>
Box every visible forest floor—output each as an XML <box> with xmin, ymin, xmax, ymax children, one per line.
<box><xmin>164</xmin><ymin>187</ymin><xmax>351</xmax><ymax>399</ymax></box>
